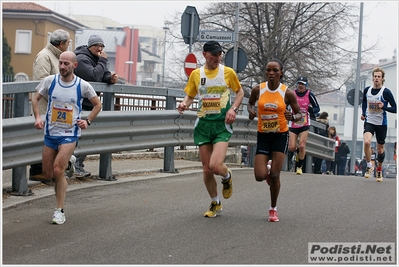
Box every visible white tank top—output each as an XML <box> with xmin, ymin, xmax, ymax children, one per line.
<box><xmin>45</xmin><ymin>74</ymin><xmax>83</xmax><ymax>137</ymax></box>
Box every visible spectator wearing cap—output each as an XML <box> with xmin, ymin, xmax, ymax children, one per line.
<box><xmin>30</xmin><ymin>29</ymin><xmax>71</xmax><ymax>181</ymax></box>
<box><xmin>288</xmin><ymin>76</ymin><xmax>320</xmax><ymax>175</ymax></box>
<box><xmin>177</xmin><ymin>41</ymin><xmax>244</xmax><ymax>218</ymax></box>
<box><xmin>73</xmin><ymin>35</ymin><xmax>119</xmax><ymax>178</ymax></box>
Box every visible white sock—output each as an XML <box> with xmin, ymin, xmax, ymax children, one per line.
<box><xmin>222</xmin><ymin>171</ymin><xmax>231</xmax><ymax>180</ymax></box>
<box><xmin>211</xmin><ymin>196</ymin><xmax>220</xmax><ymax>204</ymax></box>
<box><xmin>270</xmin><ymin>206</ymin><xmax>277</xmax><ymax>211</ymax></box>
<box><xmin>367</xmin><ymin>162</ymin><xmax>372</xmax><ymax>168</ymax></box>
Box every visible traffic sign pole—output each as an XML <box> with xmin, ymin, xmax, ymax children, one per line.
<box><xmin>232</xmin><ymin>3</ymin><xmax>240</xmax><ymax>72</ymax></box>
<box><xmin>189</xmin><ymin>12</ymin><xmax>194</xmax><ymax>52</ymax></box>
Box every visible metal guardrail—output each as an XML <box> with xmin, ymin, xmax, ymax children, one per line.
<box><xmin>2</xmin><ymin>110</ymin><xmax>334</xmax><ymax>169</ymax></box>
<box><xmin>2</xmin><ymin>81</ymin><xmax>335</xmax><ymax>195</ymax></box>
<box><xmin>2</xmin><ymin>110</ymin><xmax>259</xmax><ymax>170</ymax></box>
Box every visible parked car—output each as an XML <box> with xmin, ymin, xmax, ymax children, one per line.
<box><xmin>383</xmin><ymin>164</ymin><xmax>397</xmax><ymax>178</ymax></box>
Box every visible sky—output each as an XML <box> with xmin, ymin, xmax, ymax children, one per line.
<box><xmin>34</xmin><ymin>1</ymin><xmax>398</xmax><ymax>64</ymax></box>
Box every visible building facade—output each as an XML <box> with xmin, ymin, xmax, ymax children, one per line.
<box><xmin>69</xmin><ymin>14</ymin><xmax>165</xmax><ymax>86</ymax></box>
<box><xmin>2</xmin><ymin>2</ymin><xmax>85</xmax><ymax>81</ymax></box>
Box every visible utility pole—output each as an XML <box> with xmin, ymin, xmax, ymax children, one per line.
<box><xmin>162</xmin><ymin>25</ymin><xmax>169</xmax><ymax>87</ymax></box>
<box><xmin>350</xmin><ymin>2</ymin><xmax>364</xmax><ymax>174</ymax></box>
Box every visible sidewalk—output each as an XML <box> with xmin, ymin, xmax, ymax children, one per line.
<box><xmin>2</xmin><ymin>148</ymin><xmax>247</xmax><ymax>209</ymax></box>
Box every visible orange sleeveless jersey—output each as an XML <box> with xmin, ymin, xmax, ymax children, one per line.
<box><xmin>257</xmin><ymin>82</ymin><xmax>289</xmax><ymax>133</ymax></box>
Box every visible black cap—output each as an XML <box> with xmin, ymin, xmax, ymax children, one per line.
<box><xmin>297</xmin><ymin>76</ymin><xmax>308</xmax><ymax>85</ymax></box>
<box><xmin>203</xmin><ymin>41</ymin><xmax>223</xmax><ymax>54</ymax></box>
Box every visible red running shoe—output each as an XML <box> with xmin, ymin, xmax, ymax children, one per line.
<box><xmin>268</xmin><ymin>209</ymin><xmax>279</xmax><ymax>222</ymax></box>
<box><xmin>376</xmin><ymin>166</ymin><xmax>383</xmax><ymax>182</ymax></box>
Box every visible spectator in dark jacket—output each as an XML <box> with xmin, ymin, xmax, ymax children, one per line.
<box><xmin>337</xmin><ymin>141</ymin><xmax>350</xmax><ymax>175</ymax></box>
<box><xmin>73</xmin><ymin>35</ymin><xmax>118</xmax><ymax>178</ymax></box>
<box><xmin>360</xmin><ymin>156</ymin><xmax>367</xmax><ymax>176</ymax></box>
<box><xmin>313</xmin><ymin>111</ymin><xmax>329</xmax><ymax>174</ymax></box>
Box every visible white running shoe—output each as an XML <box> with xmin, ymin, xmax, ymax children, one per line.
<box><xmin>52</xmin><ymin>208</ymin><xmax>66</xmax><ymax>225</ymax></box>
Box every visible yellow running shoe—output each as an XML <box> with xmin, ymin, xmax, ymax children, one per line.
<box><xmin>364</xmin><ymin>166</ymin><xmax>374</xmax><ymax>178</ymax></box>
<box><xmin>221</xmin><ymin>169</ymin><xmax>233</xmax><ymax>199</ymax></box>
<box><xmin>204</xmin><ymin>201</ymin><xmax>222</xmax><ymax>218</ymax></box>
<box><xmin>296</xmin><ymin>167</ymin><xmax>303</xmax><ymax>175</ymax></box>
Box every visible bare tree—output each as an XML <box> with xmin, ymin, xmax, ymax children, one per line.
<box><xmin>165</xmin><ymin>2</ymin><xmax>364</xmax><ymax>96</ymax></box>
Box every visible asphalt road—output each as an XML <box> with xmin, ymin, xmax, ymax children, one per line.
<box><xmin>2</xmin><ymin>169</ymin><xmax>396</xmax><ymax>265</ymax></box>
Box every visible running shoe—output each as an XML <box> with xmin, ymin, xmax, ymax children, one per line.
<box><xmin>204</xmin><ymin>201</ymin><xmax>222</xmax><ymax>218</ymax></box>
<box><xmin>296</xmin><ymin>167</ymin><xmax>303</xmax><ymax>175</ymax></box>
<box><xmin>74</xmin><ymin>168</ymin><xmax>91</xmax><ymax>179</ymax></box>
<box><xmin>221</xmin><ymin>169</ymin><xmax>233</xmax><ymax>199</ymax></box>
<box><xmin>268</xmin><ymin>209</ymin><xmax>279</xmax><ymax>222</ymax></box>
<box><xmin>52</xmin><ymin>208</ymin><xmax>66</xmax><ymax>225</ymax></box>
<box><xmin>65</xmin><ymin>155</ymin><xmax>76</xmax><ymax>178</ymax></box>
<box><xmin>376</xmin><ymin>166</ymin><xmax>383</xmax><ymax>182</ymax></box>
<box><xmin>364</xmin><ymin>166</ymin><xmax>374</xmax><ymax>178</ymax></box>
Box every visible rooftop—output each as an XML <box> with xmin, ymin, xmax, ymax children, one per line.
<box><xmin>2</xmin><ymin>2</ymin><xmax>51</xmax><ymax>12</ymax></box>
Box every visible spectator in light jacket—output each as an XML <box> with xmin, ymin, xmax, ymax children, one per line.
<box><xmin>326</xmin><ymin>126</ymin><xmax>340</xmax><ymax>175</ymax></box>
<box><xmin>30</xmin><ymin>29</ymin><xmax>71</xmax><ymax>182</ymax></box>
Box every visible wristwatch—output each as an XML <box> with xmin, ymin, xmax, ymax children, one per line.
<box><xmin>232</xmin><ymin>106</ymin><xmax>238</xmax><ymax>113</ymax></box>
<box><xmin>86</xmin><ymin>119</ymin><xmax>91</xmax><ymax>126</ymax></box>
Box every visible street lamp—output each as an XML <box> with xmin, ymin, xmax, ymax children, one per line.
<box><xmin>124</xmin><ymin>61</ymin><xmax>134</xmax><ymax>84</ymax></box>
<box><xmin>162</xmin><ymin>25</ymin><xmax>169</xmax><ymax>87</ymax></box>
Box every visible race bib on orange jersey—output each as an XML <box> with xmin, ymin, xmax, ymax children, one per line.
<box><xmin>260</xmin><ymin>114</ymin><xmax>280</xmax><ymax>133</ymax></box>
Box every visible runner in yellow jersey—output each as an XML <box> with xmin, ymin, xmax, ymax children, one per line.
<box><xmin>177</xmin><ymin>41</ymin><xmax>244</xmax><ymax>218</ymax></box>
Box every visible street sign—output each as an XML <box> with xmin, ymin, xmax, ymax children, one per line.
<box><xmin>181</xmin><ymin>6</ymin><xmax>200</xmax><ymax>45</ymax></box>
<box><xmin>224</xmin><ymin>47</ymin><xmax>248</xmax><ymax>73</ymax></box>
<box><xmin>198</xmin><ymin>31</ymin><xmax>234</xmax><ymax>42</ymax></box>
<box><xmin>184</xmin><ymin>53</ymin><xmax>197</xmax><ymax>78</ymax></box>
<box><xmin>347</xmin><ymin>89</ymin><xmax>363</xmax><ymax>106</ymax></box>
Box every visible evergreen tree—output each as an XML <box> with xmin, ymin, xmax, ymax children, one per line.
<box><xmin>3</xmin><ymin>29</ymin><xmax>14</xmax><ymax>82</ymax></box>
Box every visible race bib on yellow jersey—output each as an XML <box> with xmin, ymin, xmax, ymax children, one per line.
<box><xmin>260</xmin><ymin>114</ymin><xmax>280</xmax><ymax>133</ymax></box>
<box><xmin>368</xmin><ymin>101</ymin><xmax>381</xmax><ymax>113</ymax></box>
<box><xmin>51</xmin><ymin>102</ymin><xmax>74</xmax><ymax>128</ymax></box>
<box><xmin>202</xmin><ymin>94</ymin><xmax>221</xmax><ymax>114</ymax></box>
